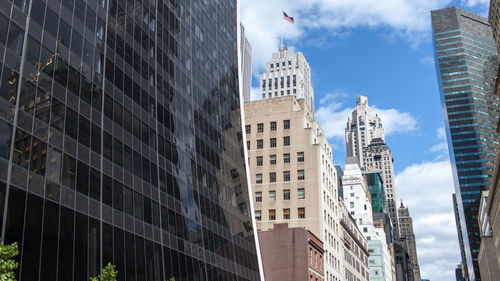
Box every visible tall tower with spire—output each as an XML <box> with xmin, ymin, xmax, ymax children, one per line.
<box><xmin>258</xmin><ymin>47</ymin><xmax>314</xmax><ymax>112</ymax></box>
<box><xmin>398</xmin><ymin>201</ymin><xmax>421</xmax><ymax>281</ymax></box>
<box><xmin>345</xmin><ymin>96</ymin><xmax>399</xmax><ymax>238</ymax></box>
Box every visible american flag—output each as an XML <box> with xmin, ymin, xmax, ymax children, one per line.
<box><xmin>283</xmin><ymin>11</ymin><xmax>294</xmax><ymax>24</ymax></box>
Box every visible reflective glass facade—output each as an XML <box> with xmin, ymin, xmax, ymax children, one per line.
<box><xmin>432</xmin><ymin>7</ymin><xmax>499</xmax><ymax>281</ymax></box>
<box><xmin>0</xmin><ymin>0</ymin><xmax>260</xmax><ymax>280</ymax></box>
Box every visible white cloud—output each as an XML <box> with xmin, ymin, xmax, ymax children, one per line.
<box><xmin>372</xmin><ymin>106</ymin><xmax>419</xmax><ymax>136</ymax></box>
<box><xmin>241</xmin><ymin>0</ymin><xmax>453</xmax><ymax>74</ymax></box>
<box><xmin>430</xmin><ymin>126</ymin><xmax>450</xmax><ymax>160</ymax></box>
<box><xmin>420</xmin><ymin>55</ymin><xmax>435</xmax><ymax>65</ymax></box>
<box><xmin>462</xmin><ymin>0</ymin><xmax>489</xmax><ymax>8</ymax></box>
<box><xmin>396</xmin><ymin>160</ymin><xmax>460</xmax><ymax>281</ymax></box>
<box><xmin>315</xmin><ymin>92</ymin><xmax>418</xmax><ymax>141</ymax></box>
<box><xmin>437</xmin><ymin>126</ymin><xmax>446</xmax><ymax>140</ymax></box>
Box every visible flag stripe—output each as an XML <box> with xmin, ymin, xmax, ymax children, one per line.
<box><xmin>283</xmin><ymin>11</ymin><xmax>294</xmax><ymax>24</ymax></box>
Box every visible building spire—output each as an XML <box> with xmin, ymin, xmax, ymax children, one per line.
<box><xmin>400</xmin><ymin>199</ymin><xmax>404</xmax><ymax>208</ymax></box>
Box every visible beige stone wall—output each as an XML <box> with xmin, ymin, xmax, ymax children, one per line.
<box><xmin>245</xmin><ymin>96</ymin><xmax>343</xmax><ymax>281</ymax></box>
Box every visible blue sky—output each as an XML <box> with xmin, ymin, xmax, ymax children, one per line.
<box><xmin>241</xmin><ymin>0</ymin><xmax>490</xmax><ymax>280</ymax></box>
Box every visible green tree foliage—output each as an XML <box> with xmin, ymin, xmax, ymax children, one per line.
<box><xmin>90</xmin><ymin>263</ymin><xmax>118</xmax><ymax>281</ymax></box>
<box><xmin>0</xmin><ymin>241</ymin><xmax>19</xmax><ymax>281</ymax></box>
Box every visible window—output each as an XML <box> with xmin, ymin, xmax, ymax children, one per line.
<box><xmin>257</xmin><ymin>123</ymin><xmax>264</xmax><ymax>133</ymax></box>
<box><xmin>284</xmin><ymin>120</ymin><xmax>290</xmax><ymax>129</ymax></box>
<box><xmin>256</xmin><ymin>174</ymin><xmax>262</xmax><ymax>184</ymax></box>
<box><xmin>245</xmin><ymin>125</ymin><xmax>251</xmax><ymax>134</ymax></box>
<box><xmin>298</xmin><ymin>170</ymin><xmax>305</xmax><ymax>180</ymax></box>
<box><xmin>270</xmin><ymin>63</ymin><xmax>273</xmax><ymax>69</ymax></box>
<box><xmin>297</xmin><ymin>152</ymin><xmax>304</xmax><ymax>162</ymax></box>
<box><xmin>298</xmin><ymin>188</ymin><xmax>305</xmax><ymax>199</ymax></box>
<box><xmin>269</xmin><ymin>191</ymin><xmax>276</xmax><ymax>201</ymax></box>
<box><xmin>247</xmin><ymin>141</ymin><xmax>250</xmax><ymax>150</ymax></box>
<box><xmin>270</xmin><ymin>122</ymin><xmax>277</xmax><ymax>131</ymax></box>
<box><xmin>255</xmin><ymin>192</ymin><xmax>262</xmax><ymax>202</ymax></box>
<box><xmin>270</xmin><ymin>138</ymin><xmax>276</xmax><ymax>148</ymax></box>
<box><xmin>284</xmin><ymin>171</ymin><xmax>290</xmax><ymax>182</ymax></box>
<box><xmin>269</xmin><ymin>172</ymin><xmax>276</xmax><ymax>183</ymax></box>
<box><xmin>298</xmin><ymin>208</ymin><xmax>305</xmax><ymax>218</ymax></box>
<box><xmin>270</xmin><ymin>155</ymin><xmax>276</xmax><ymax>165</ymax></box>
<box><xmin>283</xmin><ymin>136</ymin><xmax>290</xmax><ymax>146</ymax></box>
<box><xmin>350</xmin><ymin>202</ymin><xmax>354</xmax><ymax>208</ymax></box>
<box><xmin>255</xmin><ymin>210</ymin><xmax>262</xmax><ymax>221</ymax></box>
<box><xmin>256</xmin><ymin>156</ymin><xmax>263</xmax><ymax>166</ymax></box>
<box><xmin>283</xmin><ymin>189</ymin><xmax>290</xmax><ymax>200</ymax></box>
<box><xmin>350</xmin><ymin>193</ymin><xmax>354</xmax><ymax>197</ymax></box>
<box><xmin>257</xmin><ymin>139</ymin><xmax>263</xmax><ymax>149</ymax></box>
<box><xmin>269</xmin><ymin>209</ymin><xmax>276</xmax><ymax>220</ymax></box>
<box><xmin>283</xmin><ymin>208</ymin><xmax>290</xmax><ymax>219</ymax></box>
<box><xmin>283</xmin><ymin>153</ymin><xmax>290</xmax><ymax>163</ymax></box>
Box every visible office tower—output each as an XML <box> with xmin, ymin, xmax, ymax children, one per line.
<box><xmin>345</xmin><ymin>96</ymin><xmax>399</xmax><ymax>238</ymax></box>
<box><xmin>0</xmin><ymin>0</ymin><xmax>261</xmax><ymax>280</ymax></box>
<box><xmin>432</xmin><ymin>7</ymin><xmax>500</xmax><ymax>280</ymax></box>
<box><xmin>258</xmin><ymin>47</ymin><xmax>314</xmax><ymax>113</ymax></box>
<box><xmin>240</xmin><ymin>24</ymin><xmax>252</xmax><ymax>102</ymax></box>
<box><xmin>453</xmin><ymin>193</ymin><xmax>470</xmax><ymax>280</ymax></box>
<box><xmin>345</xmin><ymin>96</ymin><xmax>385</xmax><ymax>166</ymax></box>
<box><xmin>339</xmin><ymin>199</ymin><xmax>370</xmax><ymax>281</ymax></box>
<box><xmin>258</xmin><ymin>223</ymin><xmax>325</xmax><ymax>281</ymax></box>
<box><xmin>394</xmin><ymin>242</ymin><xmax>415</xmax><ymax>281</ymax></box>
<box><xmin>398</xmin><ymin>201</ymin><xmax>421</xmax><ymax>281</ymax></box>
<box><xmin>457</xmin><ymin>264</ymin><xmax>466</xmax><ymax>281</ymax></box>
<box><xmin>343</xmin><ymin>159</ymin><xmax>394</xmax><ymax>281</ymax></box>
<box><xmin>245</xmin><ymin>96</ymin><xmax>342</xmax><ymax>280</ymax></box>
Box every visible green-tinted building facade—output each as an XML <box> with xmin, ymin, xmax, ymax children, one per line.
<box><xmin>365</xmin><ymin>170</ymin><xmax>387</xmax><ymax>213</ymax></box>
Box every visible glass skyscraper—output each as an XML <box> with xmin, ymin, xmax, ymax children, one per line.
<box><xmin>432</xmin><ymin>7</ymin><xmax>499</xmax><ymax>281</ymax></box>
<box><xmin>0</xmin><ymin>0</ymin><xmax>261</xmax><ymax>280</ymax></box>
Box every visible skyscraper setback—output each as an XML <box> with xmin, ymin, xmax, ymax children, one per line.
<box><xmin>259</xmin><ymin>47</ymin><xmax>315</xmax><ymax>113</ymax></box>
<box><xmin>345</xmin><ymin>96</ymin><xmax>399</xmax><ymax>238</ymax></box>
<box><xmin>432</xmin><ymin>7</ymin><xmax>500</xmax><ymax>280</ymax></box>
<box><xmin>0</xmin><ymin>0</ymin><xmax>261</xmax><ymax>280</ymax></box>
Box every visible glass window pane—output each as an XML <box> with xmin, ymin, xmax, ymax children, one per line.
<box><xmin>0</xmin><ymin>13</ymin><xmax>9</xmax><ymax>45</ymax></box>
<box><xmin>0</xmin><ymin>119</ymin><xmax>12</xmax><ymax>160</ymax></box>
<box><xmin>7</xmin><ymin>22</ymin><xmax>24</xmax><ymax>56</ymax></box>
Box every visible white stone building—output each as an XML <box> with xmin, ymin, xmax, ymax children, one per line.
<box><xmin>342</xmin><ymin>158</ymin><xmax>394</xmax><ymax>281</ymax></box>
<box><xmin>259</xmin><ymin>47</ymin><xmax>314</xmax><ymax>113</ymax></box>
<box><xmin>345</xmin><ymin>96</ymin><xmax>399</xmax><ymax>238</ymax></box>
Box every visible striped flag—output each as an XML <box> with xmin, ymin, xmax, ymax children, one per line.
<box><xmin>283</xmin><ymin>11</ymin><xmax>294</xmax><ymax>24</ymax></box>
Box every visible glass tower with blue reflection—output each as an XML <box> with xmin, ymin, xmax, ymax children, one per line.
<box><xmin>0</xmin><ymin>0</ymin><xmax>261</xmax><ymax>280</ymax></box>
<box><xmin>432</xmin><ymin>7</ymin><xmax>499</xmax><ymax>281</ymax></box>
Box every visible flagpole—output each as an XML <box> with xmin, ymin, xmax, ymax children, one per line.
<box><xmin>280</xmin><ymin>10</ymin><xmax>284</xmax><ymax>49</ymax></box>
